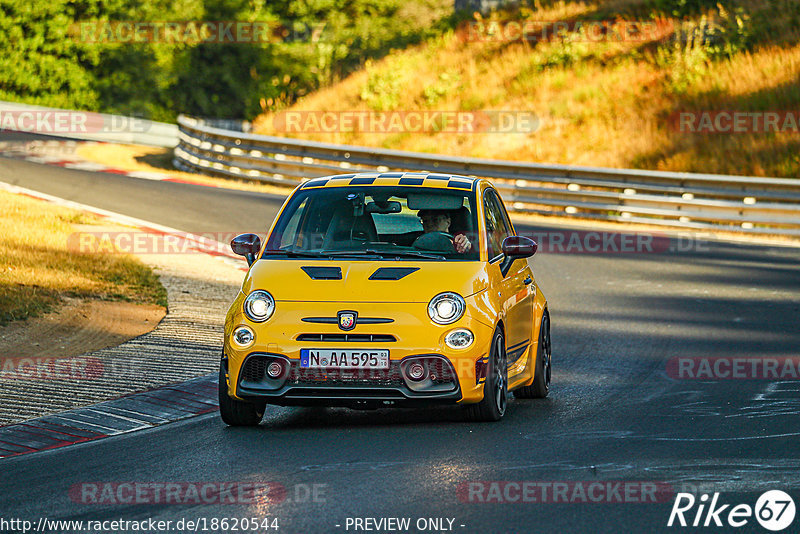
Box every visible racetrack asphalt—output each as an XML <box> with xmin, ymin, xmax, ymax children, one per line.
<box><xmin>1</xmin><ymin>138</ymin><xmax>799</xmax><ymax>533</ymax></box>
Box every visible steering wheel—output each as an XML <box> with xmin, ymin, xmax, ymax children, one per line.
<box><xmin>412</xmin><ymin>232</ymin><xmax>456</xmax><ymax>253</ymax></box>
<box><xmin>427</xmin><ymin>231</ymin><xmax>453</xmax><ymax>239</ymax></box>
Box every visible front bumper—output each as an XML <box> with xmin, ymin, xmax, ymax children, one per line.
<box><xmin>230</xmin><ymin>353</ymin><xmax>462</xmax><ymax>408</ymax></box>
<box><xmin>223</xmin><ymin>298</ymin><xmax>494</xmax><ymax>407</ymax></box>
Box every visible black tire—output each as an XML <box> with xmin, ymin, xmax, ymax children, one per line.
<box><xmin>218</xmin><ymin>361</ymin><xmax>265</xmax><ymax>426</ymax></box>
<box><xmin>515</xmin><ymin>311</ymin><xmax>551</xmax><ymax>399</ymax></box>
<box><xmin>466</xmin><ymin>329</ymin><xmax>508</xmax><ymax>422</ymax></box>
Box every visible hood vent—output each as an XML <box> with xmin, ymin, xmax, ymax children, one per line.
<box><xmin>369</xmin><ymin>267</ymin><xmax>420</xmax><ymax>281</ymax></box>
<box><xmin>301</xmin><ymin>266</ymin><xmax>342</xmax><ymax>280</ymax></box>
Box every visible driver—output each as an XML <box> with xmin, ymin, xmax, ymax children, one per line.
<box><xmin>417</xmin><ymin>209</ymin><xmax>472</xmax><ymax>253</ymax></box>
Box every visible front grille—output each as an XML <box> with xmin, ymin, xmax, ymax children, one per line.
<box><xmin>288</xmin><ymin>363</ymin><xmax>405</xmax><ymax>387</ymax></box>
<box><xmin>239</xmin><ymin>355</ymin><xmax>458</xmax><ymax>390</ymax></box>
<box><xmin>296</xmin><ymin>333</ymin><xmax>396</xmax><ymax>342</ymax></box>
<box><xmin>240</xmin><ymin>356</ymin><xmax>405</xmax><ymax>387</ymax></box>
<box><xmin>301</xmin><ymin>317</ymin><xmax>394</xmax><ymax>325</ymax></box>
<box><xmin>241</xmin><ymin>358</ymin><xmax>268</xmax><ymax>381</ymax></box>
<box><xmin>285</xmin><ymin>388</ymin><xmax>406</xmax><ymax>399</ymax></box>
<box><xmin>421</xmin><ymin>358</ymin><xmax>457</xmax><ymax>385</ymax></box>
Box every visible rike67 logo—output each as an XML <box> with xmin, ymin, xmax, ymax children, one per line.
<box><xmin>668</xmin><ymin>491</ymin><xmax>796</xmax><ymax>531</ymax></box>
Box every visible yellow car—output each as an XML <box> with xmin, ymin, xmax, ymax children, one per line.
<box><xmin>220</xmin><ymin>172</ymin><xmax>551</xmax><ymax>425</ymax></box>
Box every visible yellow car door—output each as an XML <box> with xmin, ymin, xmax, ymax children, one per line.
<box><xmin>482</xmin><ymin>188</ymin><xmax>534</xmax><ymax>381</ymax></box>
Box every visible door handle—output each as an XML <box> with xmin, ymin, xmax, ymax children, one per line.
<box><xmin>524</xmin><ymin>276</ymin><xmax>533</xmax><ymax>285</ymax></box>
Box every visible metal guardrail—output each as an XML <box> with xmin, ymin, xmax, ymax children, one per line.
<box><xmin>174</xmin><ymin>115</ymin><xmax>800</xmax><ymax>236</ymax></box>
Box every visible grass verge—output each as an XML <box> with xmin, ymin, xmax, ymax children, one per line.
<box><xmin>252</xmin><ymin>0</ymin><xmax>800</xmax><ymax>178</ymax></box>
<box><xmin>0</xmin><ymin>190</ymin><xmax>167</xmax><ymax>325</ymax></box>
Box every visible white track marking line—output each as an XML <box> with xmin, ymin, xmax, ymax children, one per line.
<box><xmin>126</xmin><ymin>171</ymin><xmax>173</xmax><ymax>181</ymax></box>
<box><xmin>62</xmin><ymin>162</ymin><xmax>110</xmax><ymax>171</ymax></box>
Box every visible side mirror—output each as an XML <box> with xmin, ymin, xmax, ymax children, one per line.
<box><xmin>231</xmin><ymin>233</ymin><xmax>261</xmax><ymax>266</ymax></box>
<box><xmin>499</xmin><ymin>236</ymin><xmax>537</xmax><ymax>276</ymax></box>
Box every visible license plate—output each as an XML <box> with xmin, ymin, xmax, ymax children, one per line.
<box><xmin>300</xmin><ymin>349</ymin><xmax>389</xmax><ymax>369</ymax></box>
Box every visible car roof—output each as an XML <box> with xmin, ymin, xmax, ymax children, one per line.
<box><xmin>300</xmin><ymin>172</ymin><xmax>480</xmax><ymax>192</ymax></box>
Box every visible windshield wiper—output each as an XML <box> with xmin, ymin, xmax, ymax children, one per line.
<box><xmin>321</xmin><ymin>250</ymin><xmax>385</xmax><ymax>259</ymax></box>
<box><xmin>263</xmin><ymin>250</ymin><xmax>330</xmax><ymax>258</ymax></box>
<box><xmin>266</xmin><ymin>249</ymin><xmax>446</xmax><ymax>261</ymax></box>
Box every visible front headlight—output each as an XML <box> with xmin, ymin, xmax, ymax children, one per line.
<box><xmin>428</xmin><ymin>292</ymin><xmax>465</xmax><ymax>325</ymax></box>
<box><xmin>244</xmin><ymin>290</ymin><xmax>275</xmax><ymax>322</ymax></box>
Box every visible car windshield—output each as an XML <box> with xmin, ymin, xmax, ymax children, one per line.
<box><xmin>264</xmin><ymin>186</ymin><xmax>480</xmax><ymax>261</ymax></box>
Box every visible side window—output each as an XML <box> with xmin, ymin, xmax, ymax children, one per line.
<box><xmin>483</xmin><ymin>190</ymin><xmax>512</xmax><ymax>259</ymax></box>
<box><xmin>494</xmin><ymin>192</ymin><xmax>514</xmax><ymax>237</ymax></box>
